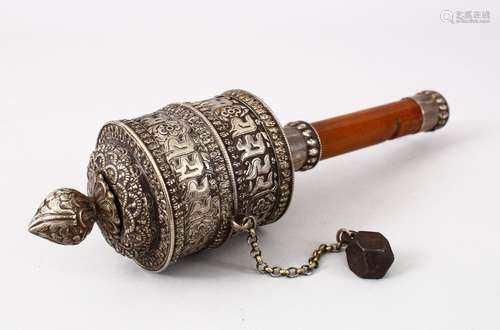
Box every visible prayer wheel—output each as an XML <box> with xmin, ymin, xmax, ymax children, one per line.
<box><xmin>28</xmin><ymin>89</ymin><xmax>449</xmax><ymax>274</ymax></box>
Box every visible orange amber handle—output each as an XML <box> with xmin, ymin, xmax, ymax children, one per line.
<box><xmin>312</xmin><ymin>91</ymin><xmax>449</xmax><ymax>160</ymax></box>
<box><xmin>285</xmin><ymin>91</ymin><xmax>449</xmax><ymax>171</ymax></box>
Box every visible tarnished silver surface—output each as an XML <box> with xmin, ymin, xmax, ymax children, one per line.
<box><xmin>30</xmin><ymin>90</ymin><xmax>294</xmax><ymax>271</ymax></box>
<box><xmin>284</xmin><ymin>121</ymin><xmax>321</xmax><ymax>171</ymax></box>
<box><xmin>411</xmin><ymin>90</ymin><xmax>450</xmax><ymax>132</ymax></box>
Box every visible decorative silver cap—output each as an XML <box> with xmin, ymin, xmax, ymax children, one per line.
<box><xmin>284</xmin><ymin>121</ymin><xmax>321</xmax><ymax>171</ymax></box>
<box><xmin>411</xmin><ymin>90</ymin><xmax>450</xmax><ymax>132</ymax></box>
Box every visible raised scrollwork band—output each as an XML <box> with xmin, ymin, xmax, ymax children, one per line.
<box><xmin>221</xmin><ymin>90</ymin><xmax>294</xmax><ymax>225</ymax></box>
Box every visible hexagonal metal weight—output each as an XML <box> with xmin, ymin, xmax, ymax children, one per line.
<box><xmin>346</xmin><ymin>231</ymin><xmax>394</xmax><ymax>279</ymax></box>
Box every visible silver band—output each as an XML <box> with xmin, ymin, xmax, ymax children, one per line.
<box><xmin>284</xmin><ymin>121</ymin><xmax>321</xmax><ymax>171</ymax></box>
<box><xmin>410</xmin><ymin>90</ymin><xmax>450</xmax><ymax>132</ymax></box>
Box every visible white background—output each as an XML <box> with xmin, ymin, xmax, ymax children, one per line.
<box><xmin>1</xmin><ymin>1</ymin><xmax>499</xmax><ymax>329</ymax></box>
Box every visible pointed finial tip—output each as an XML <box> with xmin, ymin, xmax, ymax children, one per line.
<box><xmin>28</xmin><ymin>188</ymin><xmax>97</xmax><ymax>245</ymax></box>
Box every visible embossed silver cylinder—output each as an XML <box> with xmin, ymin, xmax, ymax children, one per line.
<box><xmin>87</xmin><ymin>90</ymin><xmax>294</xmax><ymax>271</ymax></box>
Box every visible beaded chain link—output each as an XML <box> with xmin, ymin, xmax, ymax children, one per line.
<box><xmin>233</xmin><ymin>216</ymin><xmax>356</xmax><ymax>278</ymax></box>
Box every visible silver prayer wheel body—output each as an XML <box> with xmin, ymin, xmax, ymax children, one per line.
<box><xmin>31</xmin><ymin>90</ymin><xmax>297</xmax><ymax>271</ymax></box>
<box><xmin>30</xmin><ymin>89</ymin><xmax>447</xmax><ymax>272</ymax></box>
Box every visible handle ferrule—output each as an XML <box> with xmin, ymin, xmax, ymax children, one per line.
<box><xmin>410</xmin><ymin>90</ymin><xmax>450</xmax><ymax>132</ymax></box>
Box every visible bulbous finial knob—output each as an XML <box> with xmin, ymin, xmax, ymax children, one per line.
<box><xmin>28</xmin><ymin>173</ymin><xmax>120</xmax><ymax>245</ymax></box>
<box><xmin>28</xmin><ymin>188</ymin><xmax>96</xmax><ymax>245</ymax></box>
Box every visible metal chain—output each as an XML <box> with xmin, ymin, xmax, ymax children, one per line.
<box><xmin>233</xmin><ymin>216</ymin><xmax>357</xmax><ymax>278</ymax></box>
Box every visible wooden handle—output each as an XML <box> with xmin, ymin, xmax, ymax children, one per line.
<box><xmin>312</xmin><ymin>98</ymin><xmax>420</xmax><ymax>159</ymax></box>
<box><xmin>312</xmin><ymin>91</ymin><xmax>449</xmax><ymax>160</ymax></box>
<box><xmin>285</xmin><ymin>91</ymin><xmax>449</xmax><ymax>171</ymax></box>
